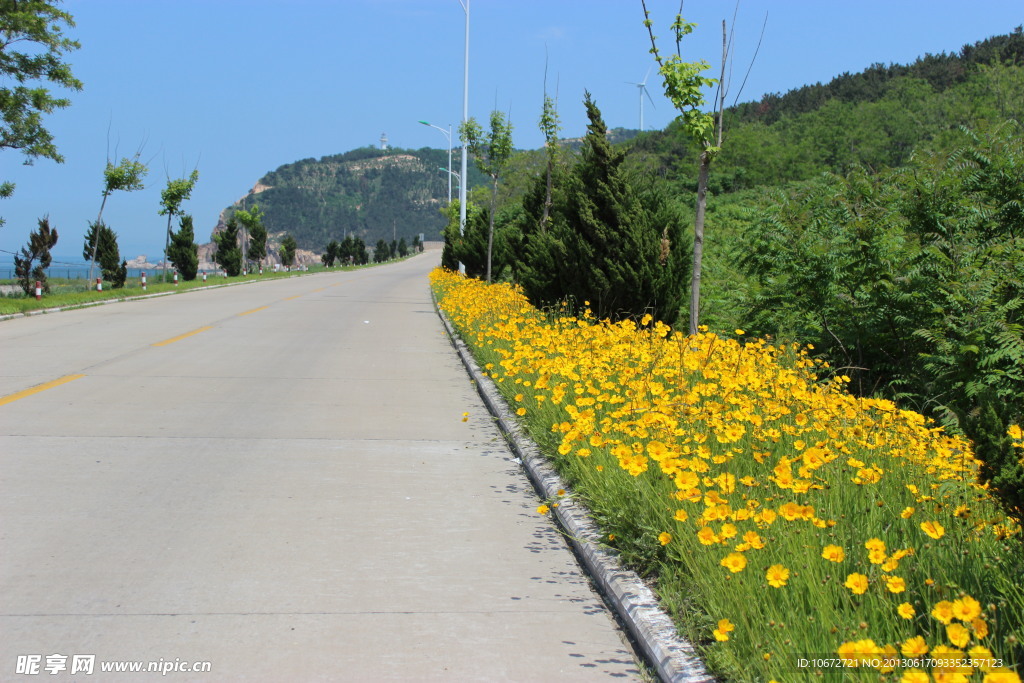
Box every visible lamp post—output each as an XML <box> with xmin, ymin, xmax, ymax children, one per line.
<box><xmin>439</xmin><ymin>167</ymin><xmax>461</xmax><ymax>192</ymax></box>
<box><xmin>419</xmin><ymin>120</ymin><xmax>452</xmax><ymax>203</ymax></box>
<box><xmin>458</xmin><ymin>0</ymin><xmax>469</xmax><ymax>263</ymax></box>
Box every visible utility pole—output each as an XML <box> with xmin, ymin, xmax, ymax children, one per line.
<box><xmin>458</xmin><ymin>0</ymin><xmax>470</xmax><ymax>274</ymax></box>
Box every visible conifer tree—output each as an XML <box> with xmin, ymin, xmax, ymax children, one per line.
<box><xmin>213</xmin><ymin>216</ymin><xmax>242</xmax><ymax>276</ymax></box>
<box><xmin>374</xmin><ymin>239</ymin><xmax>389</xmax><ymax>263</ymax></box>
<box><xmin>322</xmin><ymin>239</ymin><xmax>341</xmax><ymax>266</ymax></box>
<box><xmin>14</xmin><ymin>216</ymin><xmax>58</xmax><ymax>295</ymax></box>
<box><xmin>82</xmin><ymin>220</ymin><xmax>127</xmax><ymax>287</ymax></box>
<box><xmin>236</xmin><ymin>204</ymin><xmax>267</xmax><ymax>271</ymax></box>
<box><xmin>167</xmin><ymin>214</ymin><xmax>199</xmax><ymax>280</ymax></box>
<box><xmin>551</xmin><ymin>92</ymin><xmax>687</xmax><ymax>324</ymax></box>
<box><xmin>279</xmin><ymin>234</ymin><xmax>297</xmax><ymax>266</ymax></box>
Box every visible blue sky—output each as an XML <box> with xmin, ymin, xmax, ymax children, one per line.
<box><xmin>2</xmin><ymin>0</ymin><xmax>1021</xmax><ymax>262</ymax></box>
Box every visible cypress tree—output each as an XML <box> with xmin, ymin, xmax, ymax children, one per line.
<box><xmin>82</xmin><ymin>220</ymin><xmax>128</xmax><ymax>287</ymax></box>
<box><xmin>532</xmin><ymin>92</ymin><xmax>688</xmax><ymax>325</ymax></box>
<box><xmin>14</xmin><ymin>216</ymin><xmax>58</xmax><ymax>295</ymax></box>
<box><xmin>213</xmin><ymin>216</ymin><xmax>242</xmax><ymax>276</ymax></box>
<box><xmin>168</xmin><ymin>214</ymin><xmax>199</xmax><ymax>280</ymax></box>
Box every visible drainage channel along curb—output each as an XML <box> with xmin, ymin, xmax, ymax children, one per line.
<box><xmin>433</xmin><ymin>298</ymin><xmax>715</xmax><ymax>683</ymax></box>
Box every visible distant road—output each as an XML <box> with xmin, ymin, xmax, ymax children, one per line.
<box><xmin>0</xmin><ymin>253</ymin><xmax>639</xmax><ymax>680</ymax></box>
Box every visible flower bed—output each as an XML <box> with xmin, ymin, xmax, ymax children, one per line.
<box><xmin>431</xmin><ymin>267</ymin><xmax>1023</xmax><ymax>682</ymax></box>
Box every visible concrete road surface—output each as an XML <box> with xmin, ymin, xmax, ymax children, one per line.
<box><xmin>0</xmin><ymin>253</ymin><xmax>640</xmax><ymax>681</ymax></box>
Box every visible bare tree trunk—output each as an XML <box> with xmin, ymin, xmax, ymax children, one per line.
<box><xmin>162</xmin><ymin>213</ymin><xmax>173</xmax><ymax>282</ymax></box>
<box><xmin>540</xmin><ymin>155</ymin><xmax>554</xmax><ymax>232</ymax></box>
<box><xmin>690</xmin><ymin>152</ymin><xmax>711</xmax><ymax>336</ymax></box>
<box><xmin>87</xmin><ymin>191</ymin><xmax>109</xmax><ymax>283</ymax></box>
<box><xmin>487</xmin><ymin>176</ymin><xmax>497</xmax><ymax>282</ymax></box>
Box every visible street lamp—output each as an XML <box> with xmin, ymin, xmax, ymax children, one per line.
<box><xmin>439</xmin><ymin>167</ymin><xmax>461</xmax><ymax>191</ymax></box>
<box><xmin>418</xmin><ymin>120</ymin><xmax>452</xmax><ymax>203</ymax></box>
<box><xmin>458</xmin><ymin>0</ymin><xmax>469</xmax><ymax>260</ymax></box>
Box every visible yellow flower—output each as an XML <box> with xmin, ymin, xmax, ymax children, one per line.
<box><xmin>901</xmin><ymin>635</ymin><xmax>929</xmax><ymax>658</ymax></box>
<box><xmin>901</xmin><ymin>638</ymin><xmax>933</xmax><ymax>659</ymax></box>
<box><xmin>1008</xmin><ymin>424</ymin><xmax>1023</xmax><ymax>440</ymax></box>
<box><xmin>461</xmin><ymin>412</ymin><xmax>470</xmax><ymax>422</ymax></box>
<box><xmin>946</xmin><ymin>623</ymin><xmax>971</xmax><ymax>648</ymax></box>
<box><xmin>952</xmin><ymin>596</ymin><xmax>982</xmax><ymax>622</ymax></box>
<box><xmin>658</xmin><ymin>532</ymin><xmax>672</xmax><ymax>546</ymax></box>
<box><xmin>921</xmin><ymin>520</ymin><xmax>946</xmax><ymax>539</ymax></box>
<box><xmin>982</xmin><ymin>671</ymin><xmax>1023</xmax><ymax>682</ymax></box>
<box><xmin>712</xmin><ymin>618</ymin><xmax>734</xmax><ymax>642</ymax></box>
<box><xmin>742</xmin><ymin>530</ymin><xmax>766</xmax><ymax>549</ymax></box>
<box><xmin>972</xmin><ymin>618</ymin><xmax>989</xmax><ymax>639</ymax></box>
<box><xmin>932</xmin><ymin>600</ymin><xmax>955</xmax><ymax>625</ymax></box>
<box><xmin>901</xmin><ymin>672</ymin><xmax>929</xmax><ymax>683</ymax></box>
<box><xmin>697</xmin><ymin>528</ymin><xmax>719</xmax><ymax>545</ymax></box>
<box><xmin>821</xmin><ymin>544</ymin><xmax>846</xmax><ymax>562</ymax></box>
<box><xmin>536</xmin><ymin>504</ymin><xmax>550</xmax><ymax>515</ymax></box>
<box><xmin>844</xmin><ymin>573</ymin><xmax>869</xmax><ymax>595</ymax></box>
<box><xmin>720</xmin><ymin>552</ymin><xmax>748</xmax><ymax>573</ymax></box>
<box><xmin>673</xmin><ymin>509</ymin><xmax>689</xmax><ymax>522</ymax></box>
<box><xmin>516</xmin><ymin>407</ymin><xmax>527</xmax><ymax>416</ymax></box>
<box><xmin>901</xmin><ymin>506</ymin><xmax>916</xmax><ymax>518</ymax></box>
<box><xmin>885</xmin><ymin>576</ymin><xmax>906</xmax><ymax>593</ymax></box>
<box><xmin>766</xmin><ymin>564</ymin><xmax>789</xmax><ymax>588</ymax></box>
<box><xmin>897</xmin><ymin>602</ymin><xmax>916</xmax><ymax>619</ymax></box>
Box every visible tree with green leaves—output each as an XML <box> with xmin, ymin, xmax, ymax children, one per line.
<box><xmin>460</xmin><ymin>110</ymin><xmax>513</xmax><ymax>282</ymax></box>
<box><xmin>158</xmin><ymin>169</ymin><xmax>198</xmax><ymax>281</ymax></box>
<box><xmin>0</xmin><ymin>0</ymin><xmax>82</xmax><ymax>219</ymax></box>
<box><xmin>440</xmin><ymin>201</ymin><xmax>461</xmax><ymax>271</ymax></box>
<box><xmin>87</xmin><ymin>155</ymin><xmax>147</xmax><ymax>281</ymax></box>
<box><xmin>642</xmin><ymin>1</ymin><xmax>725</xmax><ymax>335</ymax></box>
<box><xmin>82</xmin><ymin>220</ymin><xmax>126</xmax><ymax>287</ymax></box>
<box><xmin>551</xmin><ymin>92</ymin><xmax>687</xmax><ymax>325</ymax></box>
<box><xmin>538</xmin><ymin>83</ymin><xmax>562</xmax><ymax>234</ymax></box>
<box><xmin>322</xmin><ymin>239</ymin><xmax>340</xmax><ymax>267</ymax></box>
<box><xmin>213</xmin><ymin>216</ymin><xmax>242</xmax><ymax>276</ymax></box>
<box><xmin>167</xmin><ymin>214</ymin><xmax>198</xmax><ymax>281</ymax></box>
<box><xmin>513</xmin><ymin>86</ymin><xmax>569</xmax><ymax>299</ymax></box>
<box><xmin>279</xmin><ymin>234</ymin><xmax>297</xmax><ymax>267</ymax></box>
<box><xmin>373</xmin><ymin>238</ymin><xmax>389</xmax><ymax>263</ymax></box>
<box><xmin>235</xmin><ymin>204</ymin><xmax>267</xmax><ymax>271</ymax></box>
<box><xmin>14</xmin><ymin>215</ymin><xmax>57</xmax><ymax>295</ymax></box>
<box><xmin>398</xmin><ymin>237</ymin><xmax>408</xmax><ymax>257</ymax></box>
<box><xmin>743</xmin><ymin>123</ymin><xmax>1024</xmax><ymax>515</ymax></box>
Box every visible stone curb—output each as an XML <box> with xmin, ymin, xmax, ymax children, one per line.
<box><xmin>433</xmin><ymin>297</ymin><xmax>716</xmax><ymax>683</ymax></box>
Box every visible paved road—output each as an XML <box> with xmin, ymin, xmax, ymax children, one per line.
<box><xmin>0</xmin><ymin>253</ymin><xmax>640</xmax><ymax>681</ymax></box>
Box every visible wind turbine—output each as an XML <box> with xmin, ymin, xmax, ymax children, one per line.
<box><xmin>627</xmin><ymin>66</ymin><xmax>656</xmax><ymax>132</ymax></box>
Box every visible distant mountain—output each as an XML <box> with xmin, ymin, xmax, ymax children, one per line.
<box><xmin>217</xmin><ymin>147</ymin><xmax>487</xmax><ymax>251</ymax></box>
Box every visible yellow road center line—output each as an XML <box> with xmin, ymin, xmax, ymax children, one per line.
<box><xmin>238</xmin><ymin>306</ymin><xmax>269</xmax><ymax>316</ymax></box>
<box><xmin>152</xmin><ymin>326</ymin><xmax>213</xmax><ymax>347</ymax></box>
<box><xmin>0</xmin><ymin>374</ymin><xmax>85</xmax><ymax>407</ymax></box>
<box><xmin>283</xmin><ymin>295</ymin><xmax>303</xmax><ymax>301</ymax></box>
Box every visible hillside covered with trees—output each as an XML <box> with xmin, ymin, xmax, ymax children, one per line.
<box><xmin>220</xmin><ymin>147</ymin><xmax>487</xmax><ymax>251</ymax></box>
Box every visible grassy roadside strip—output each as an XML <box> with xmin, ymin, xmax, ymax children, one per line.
<box><xmin>0</xmin><ymin>256</ymin><xmax>422</xmax><ymax>318</ymax></box>
<box><xmin>430</xmin><ymin>267</ymin><xmax>1023</xmax><ymax>683</ymax></box>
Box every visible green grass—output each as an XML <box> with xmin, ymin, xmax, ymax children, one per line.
<box><xmin>1</xmin><ymin>264</ymin><xmax>351</xmax><ymax>316</ymax></box>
